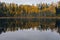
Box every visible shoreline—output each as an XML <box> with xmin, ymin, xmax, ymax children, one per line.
<box><xmin>0</xmin><ymin>17</ymin><xmax>60</xmax><ymax>19</ymax></box>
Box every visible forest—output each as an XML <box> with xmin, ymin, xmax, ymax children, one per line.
<box><xmin>0</xmin><ymin>1</ymin><xmax>60</xmax><ymax>17</ymax></box>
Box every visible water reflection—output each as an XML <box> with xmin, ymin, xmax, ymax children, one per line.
<box><xmin>0</xmin><ymin>18</ymin><xmax>60</xmax><ymax>34</ymax></box>
<box><xmin>56</xmin><ymin>19</ymin><xmax>60</xmax><ymax>34</ymax></box>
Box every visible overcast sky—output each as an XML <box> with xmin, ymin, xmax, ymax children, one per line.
<box><xmin>1</xmin><ymin>0</ymin><xmax>60</xmax><ymax>5</ymax></box>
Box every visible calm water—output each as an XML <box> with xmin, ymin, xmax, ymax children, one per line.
<box><xmin>0</xmin><ymin>18</ymin><xmax>60</xmax><ymax>40</ymax></box>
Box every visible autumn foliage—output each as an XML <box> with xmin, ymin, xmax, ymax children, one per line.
<box><xmin>0</xmin><ymin>1</ymin><xmax>60</xmax><ymax>17</ymax></box>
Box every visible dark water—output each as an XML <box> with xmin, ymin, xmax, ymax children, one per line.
<box><xmin>0</xmin><ymin>18</ymin><xmax>60</xmax><ymax>40</ymax></box>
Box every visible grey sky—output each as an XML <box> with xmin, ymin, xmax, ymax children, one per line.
<box><xmin>1</xmin><ymin>0</ymin><xmax>60</xmax><ymax>5</ymax></box>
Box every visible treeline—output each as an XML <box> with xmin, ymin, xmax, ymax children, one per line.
<box><xmin>0</xmin><ymin>1</ymin><xmax>60</xmax><ymax>17</ymax></box>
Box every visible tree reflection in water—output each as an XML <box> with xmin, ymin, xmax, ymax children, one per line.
<box><xmin>0</xmin><ymin>18</ymin><xmax>60</xmax><ymax>34</ymax></box>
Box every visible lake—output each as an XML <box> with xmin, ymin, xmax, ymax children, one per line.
<box><xmin>0</xmin><ymin>18</ymin><xmax>60</xmax><ymax>40</ymax></box>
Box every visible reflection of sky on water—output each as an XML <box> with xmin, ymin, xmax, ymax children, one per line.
<box><xmin>0</xmin><ymin>29</ymin><xmax>60</xmax><ymax>40</ymax></box>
